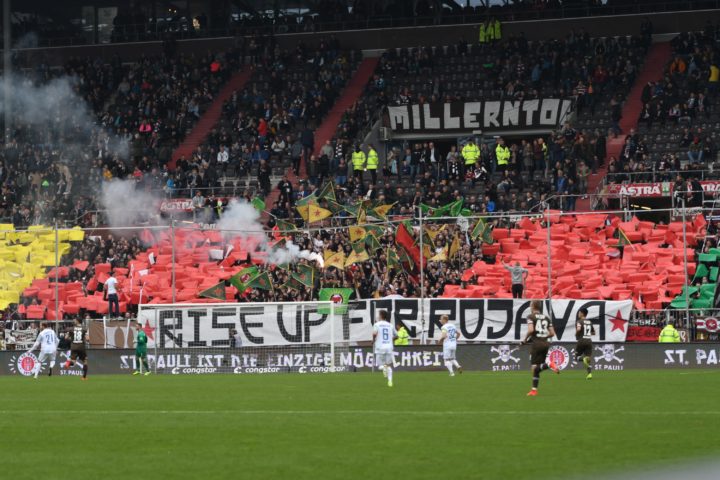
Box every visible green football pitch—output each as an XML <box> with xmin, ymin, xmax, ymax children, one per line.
<box><xmin>1</xmin><ymin>370</ymin><xmax>718</xmax><ymax>480</ymax></box>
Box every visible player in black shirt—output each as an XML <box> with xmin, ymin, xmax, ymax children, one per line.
<box><xmin>523</xmin><ymin>300</ymin><xmax>559</xmax><ymax>397</ymax></box>
<box><xmin>575</xmin><ymin>308</ymin><xmax>595</xmax><ymax>380</ymax></box>
<box><xmin>64</xmin><ymin>318</ymin><xmax>88</xmax><ymax>380</ymax></box>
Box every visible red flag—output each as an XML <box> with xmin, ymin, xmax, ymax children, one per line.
<box><xmin>72</xmin><ymin>260</ymin><xmax>89</xmax><ymax>272</ymax></box>
<box><xmin>395</xmin><ymin>223</ymin><xmax>425</xmax><ymax>269</ymax></box>
<box><xmin>461</xmin><ymin>270</ymin><xmax>475</xmax><ymax>282</ymax></box>
<box><xmin>693</xmin><ymin>213</ymin><xmax>707</xmax><ymax>231</ymax></box>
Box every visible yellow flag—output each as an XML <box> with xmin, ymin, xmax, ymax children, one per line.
<box><xmin>422</xmin><ymin>244</ymin><xmax>432</xmax><ymax>261</ymax></box>
<box><xmin>296</xmin><ymin>204</ymin><xmax>310</xmax><ymax>221</ymax></box>
<box><xmin>309</xmin><ymin>203</ymin><xmax>332</xmax><ymax>223</ymax></box>
<box><xmin>349</xmin><ymin>226</ymin><xmax>366</xmax><ymax>243</ymax></box>
<box><xmin>430</xmin><ymin>249</ymin><xmax>447</xmax><ymax>262</ymax></box>
<box><xmin>372</xmin><ymin>203</ymin><xmax>395</xmax><ymax>219</ymax></box>
<box><xmin>324</xmin><ymin>250</ymin><xmax>346</xmax><ymax>270</ymax></box>
<box><xmin>426</xmin><ymin>224</ymin><xmax>446</xmax><ymax>242</ymax></box>
<box><xmin>449</xmin><ymin>235</ymin><xmax>460</xmax><ymax>259</ymax></box>
<box><xmin>345</xmin><ymin>247</ymin><xmax>370</xmax><ymax>267</ymax></box>
<box><xmin>357</xmin><ymin>207</ymin><xmax>367</xmax><ymax>225</ymax></box>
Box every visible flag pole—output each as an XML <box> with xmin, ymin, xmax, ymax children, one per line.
<box><xmin>681</xmin><ymin>197</ymin><xmax>690</xmax><ymax>329</ymax></box>
<box><xmin>418</xmin><ymin>206</ymin><xmax>426</xmax><ymax>345</ymax></box>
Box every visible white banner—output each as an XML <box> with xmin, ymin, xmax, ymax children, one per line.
<box><xmin>137</xmin><ymin>299</ymin><xmax>632</xmax><ymax>348</ymax></box>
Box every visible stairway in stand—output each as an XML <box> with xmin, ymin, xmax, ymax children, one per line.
<box><xmin>263</xmin><ymin>57</ymin><xmax>379</xmax><ymax>218</ymax></box>
<box><xmin>168</xmin><ymin>70</ymin><xmax>252</xmax><ymax>170</ymax></box>
<box><xmin>575</xmin><ymin>41</ymin><xmax>672</xmax><ymax>211</ymax></box>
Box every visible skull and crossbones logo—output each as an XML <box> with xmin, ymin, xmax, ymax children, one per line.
<box><xmin>594</xmin><ymin>344</ymin><xmax>624</xmax><ymax>363</ymax></box>
<box><xmin>491</xmin><ymin>345</ymin><xmax>520</xmax><ymax>364</ymax></box>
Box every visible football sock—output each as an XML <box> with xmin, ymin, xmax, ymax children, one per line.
<box><xmin>82</xmin><ymin>365</ymin><xmax>88</xmax><ymax>378</ymax></box>
<box><xmin>582</xmin><ymin>356</ymin><xmax>591</xmax><ymax>373</ymax></box>
<box><xmin>532</xmin><ymin>365</ymin><xmax>541</xmax><ymax>388</ymax></box>
<box><xmin>386</xmin><ymin>366</ymin><xmax>393</xmax><ymax>382</ymax></box>
<box><xmin>445</xmin><ymin>361</ymin><xmax>454</xmax><ymax>374</ymax></box>
<box><xmin>143</xmin><ymin>359</ymin><xmax>150</xmax><ymax>371</ymax></box>
<box><xmin>452</xmin><ymin>360</ymin><xmax>460</xmax><ymax>368</ymax></box>
<box><xmin>540</xmin><ymin>363</ymin><xmax>550</xmax><ymax>371</ymax></box>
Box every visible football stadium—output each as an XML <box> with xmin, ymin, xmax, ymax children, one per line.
<box><xmin>2</xmin><ymin>1</ymin><xmax>720</xmax><ymax>479</ymax></box>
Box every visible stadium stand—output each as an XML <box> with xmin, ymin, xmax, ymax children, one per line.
<box><xmin>0</xmin><ymin>26</ymin><xmax>717</xmax><ymax>335</ymax></box>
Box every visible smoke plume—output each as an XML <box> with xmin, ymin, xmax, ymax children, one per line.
<box><xmin>218</xmin><ymin>200</ymin><xmax>323</xmax><ymax>267</ymax></box>
<box><xmin>0</xmin><ymin>73</ymin><xmax>129</xmax><ymax>159</ymax></box>
<box><xmin>100</xmin><ymin>180</ymin><xmax>163</xmax><ymax>228</ymax></box>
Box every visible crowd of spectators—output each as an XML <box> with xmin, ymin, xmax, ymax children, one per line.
<box><xmin>162</xmin><ymin>35</ymin><xmax>359</xmax><ymax>204</ymax></box>
<box><xmin>606</xmin><ymin>28</ymin><xmax>720</xmax><ymax>189</ymax></box>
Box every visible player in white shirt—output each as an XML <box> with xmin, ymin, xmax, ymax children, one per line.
<box><xmin>372</xmin><ymin>310</ymin><xmax>397</xmax><ymax>387</ymax></box>
<box><xmin>27</xmin><ymin>323</ymin><xmax>59</xmax><ymax>378</ymax></box>
<box><xmin>438</xmin><ymin>315</ymin><xmax>462</xmax><ymax>376</ymax></box>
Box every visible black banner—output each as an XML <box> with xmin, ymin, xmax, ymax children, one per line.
<box><xmin>385</xmin><ymin>99</ymin><xmax>574</xmax><ymax>133</ymax></box>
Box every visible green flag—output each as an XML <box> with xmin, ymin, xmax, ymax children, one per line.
<box><xmin>318</xmin><ymin>287</ymin><xmax>354</xmax><ymax>314</ymax></box>
<box><xmin>276</xmin><ymin>218</ymin><xmax>297</xmax><ymax>233</ymax></box>
<box><xmin>397</xmin><ymin>246</ymin><xmax>414</xmax><ymax>269</ymax></box>
<box><xmin>326</xmin><ymin>199</ymin><xmax>344</xmax><ymax>214</ymax></box>
<box><xmin>198</xmin><ymin>281</ymin><xmax>226</xmax><ymax>301</ymax></box>
<box><xmin>296</xmin><ymin>263</ymin><xmax>316</xmax><ymax>287</ymax></box>
<box><xmin>366</xmin><ymin>233</ymin><xmax>381</xmax><ymax>252</ymax></box>
<box><xmin>229</xmin><ymin>266</ymin><xmax>259</xmax><ymax>291</ymax></box>
<box><xmin>317</xmin><ymin>181</ymin><xmax>336</xmax><ymax>201</ymax></box>
<box><xmin>449</xmin><ymin>199</ymin><xmax>464</xmax><ymax>217</ymax></box>
<box><xmin>387</xmin><ymin>248</ymin><xmax>400</xmax><ymax>271</ymax></box>
<box><xmin>471</xmin><ymin>218</ymin><xmax>494</xmax><ymax>244</ymax></box>
<box><xmin>247</xmin><ymin>271</ymin><xmax>273</xmax><ymax>290</ymax></box>
<box><xmin>432</xmin><ymin>199</ymin><xmax>463</xmax><ymax>218</ymax></box>
<box><xmin>251</xmin><ymin>197</ymin><xmax>266</xmax><ymax>212</ymax></box>
<box><xmin>283</xmin><ymin>274</ymin><xmax>306</xmax><ymax>291</ymax></box>
<box><xmin>296</xmin><ymin>193</ymin><xmax>318</xmax><ymax>207</ymax></box>
<box><xmin>343</xmin><ymin>202</ymin><xmax>360</xmax><ymax>217</ymax></box>
<box><xmin>365</xmin><ymin>225</ymin><xmax>385</xmax><ymax>238</ymax></box>
<box><xmin>471</xmin><ymin>218</ymin><xmax>486</xmax><ymax>240</ymax></box>
<box><xmin>419</xmin><ymin>203</ymin><xmax>435</xmax><ymax>216</ymax></box>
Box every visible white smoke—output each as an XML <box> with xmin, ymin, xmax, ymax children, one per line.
<box><xmin>218</xmin><ymin>200</ymin><xmax>323</xmax><ymax>267</ymax></box>
<box><xmin>100</xmin><ymin>180</ymin><xmax>163</xmax><ymax>228</ymax></box>
<box><xmin>0</xmin><ymin>73</ymin><xmax>129</xmax><ymax>158</ymax></box>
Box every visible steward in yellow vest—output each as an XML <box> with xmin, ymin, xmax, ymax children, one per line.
<box><xmin>351</xmin><ymin>144</ymin><xmax>366</xmax><ymax>182</ymax></box>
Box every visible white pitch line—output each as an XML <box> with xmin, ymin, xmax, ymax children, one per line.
<box><xmin>0</xmin><ymin>410</ymin><xmax>719</xmax><ymax>416</ymax></box>
<box><xmin>678</xmin><ymin>371</ymin><xmax>720</xmax><ymax>375</ymax></box>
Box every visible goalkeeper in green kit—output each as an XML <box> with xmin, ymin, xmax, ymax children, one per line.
<box><xmin>133</xmin><ymin>321</ymin><xmax>150</xmax><ymax>376</ymax></box>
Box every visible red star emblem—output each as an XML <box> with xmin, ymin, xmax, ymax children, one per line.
<box><xmin>610</xmin><ymin>311</ymin><xmax>628</xmax><ymax>333</ymax></box>
<box><xmin>141</xmin><ymin>321</ymin><xmax>155</xmax><ymax>340</ymax></box>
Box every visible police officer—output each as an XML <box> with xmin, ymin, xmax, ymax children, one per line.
<box><xmin>658</xmin><ymin>321</ymin><xmax>681</xmax><ymax>343</ymax></box>
<box><xmin>478</xmin><ymin>21</ymin><xmax>487</xmax><ymax>44</ymax></box>
<box><xmin>366</xmin><ymin>143</ymin><xmax>379</xmax><ymax>185</ymax></box>
<box><xmin>352</xmin><ymin>143</ymin><xmax>366</xmax><ymax>183</ymax></box>
<box><xmin>461</xmin><ymin>139</ymin><xmax>480</xmax><ymax>179</ymax></box>
<box><xmin>492</xmin><ymin>17</ymin><xmax>502</xmax><ymax>43</ymax></box>
<box><xmin>394</xmin><ymin>322</ymin><xmax>409</xmax><ymax>346</ymax></box>
<box><xmin>495</xmin><ymin>137</ymin><xmax>510</xmax><ymax>173</ymax></box>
